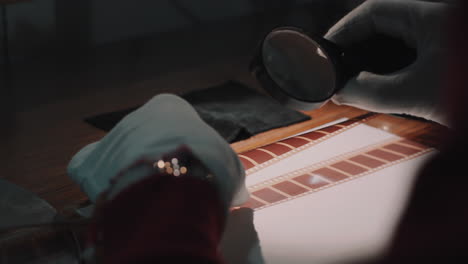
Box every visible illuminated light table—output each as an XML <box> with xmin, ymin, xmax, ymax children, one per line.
<box><xmin>224</xmin><ymin>103</ymin><xmax>445</xmax><ymax>264</ymax></box>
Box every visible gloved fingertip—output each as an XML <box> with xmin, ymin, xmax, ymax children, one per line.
<box><xmin>331</xmin><ymin>72</ymin><xmax>379</xmax><ymax>106</ymax></box>
<box><xmin>231</xmin><ymin>184</ymin><xmax>250</xmax><ymax>207</ymax></box>
<box><xmin>330</xmin><ymin>95</ymin><xmax>344</xmax><ymax>106</ymax></box>
<box><xmin>67</xmin><ymin>142</ymin><xmax>100</xmax><ymax>182</ymax></box>
<box><xmin>146</xmin><ymin>93</ymin><xmax>192</xmax><ymax>111</ymax></box>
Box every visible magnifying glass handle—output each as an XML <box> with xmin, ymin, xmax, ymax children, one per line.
<box><xmin>325</xmin><ymin>34</ymin><xmax>417</xmax><ymax>87</ymax></box>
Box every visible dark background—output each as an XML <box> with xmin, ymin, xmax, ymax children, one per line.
<box><xmin>1</xmin><ymin>0</ymin><xmax>364</xmax><ymax>111</ymax></box>
<box><xmin>0</xmin><ymin>0</ymin><xmax>364</xmax><ymax>209</ymax></box>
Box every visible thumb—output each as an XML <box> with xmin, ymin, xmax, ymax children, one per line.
<box><xmin>332</xmin><ymin>71</ymin><xmax>403</xmax><ymax>113</ymax></box>
<box><xmin>231</xmin><ymin>182</ymin><xmax>250</xmax><ymax>206</ymax></box>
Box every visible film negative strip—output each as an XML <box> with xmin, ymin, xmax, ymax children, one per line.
<box><xmin>241</xmin><ymin>138</ymin><xmax>433</xmax><ymax>211</ymax></box>
<box><xmin>238</xmin><ymin>113</ymin><xmax>376</xmax><ymax>175</ymax></box>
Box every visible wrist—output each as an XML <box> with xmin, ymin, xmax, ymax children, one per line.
<box><xmin>88</xmin><ymin>173</ymin><xmax>226</xmax><ymax>264</ymax></box>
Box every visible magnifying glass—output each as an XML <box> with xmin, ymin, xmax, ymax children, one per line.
<box><xmin>250</xmin><ymin>27</ymin><xmax>417</xmax><ymax>110</ymax></box>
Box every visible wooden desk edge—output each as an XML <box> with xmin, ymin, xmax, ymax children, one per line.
<box><xmin>231</xmin><ymin>103</ymin><xmax>448</xmax><ymax>153</ymax></box>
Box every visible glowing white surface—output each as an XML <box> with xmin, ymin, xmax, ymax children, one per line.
<box><xmin>222</xmin><ymin>124</ymin><xmax>436</xmax><ymax>264</ymax></box>
<box><xmin>255</xmin><ymin>154</ymin><xmax>432</xmax><ymax>264</ymax></box>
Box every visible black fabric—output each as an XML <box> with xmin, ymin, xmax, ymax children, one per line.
<box><xmin>84</xmin><ymin>81</ymin><xmax>311</xmax><ymax>143</ymax></box>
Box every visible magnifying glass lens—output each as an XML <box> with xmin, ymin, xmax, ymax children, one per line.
<box><xmin>262</xmin><ymin>29</ymin><xmax>337</xmax><ymax>102</ymax></box>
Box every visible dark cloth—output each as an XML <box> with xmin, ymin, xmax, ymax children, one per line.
<box><xmin>84</xmin><ymin>81</ymin><xmax>310</xmax><ymax>143</ymax></box>
<box><xmin>382</xmin><ymin>1</ymin><xmax>468</xmax><ymax>262</ymax></box>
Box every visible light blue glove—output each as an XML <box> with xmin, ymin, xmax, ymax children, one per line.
<box><xmin>68</xmin><ymin>94</ymin><xmax>249</xmax><ymax>207</ymax></box>
<box><xmin>325</xmin><ymin>0</ymin><xmax>450</xmax><ymax>126</ymax></box>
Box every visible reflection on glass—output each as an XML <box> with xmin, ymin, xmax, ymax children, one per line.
<box><xmin>262</xmin><ymin>29</ymin><xmax>337</xmax><ymax>102</ymax></box>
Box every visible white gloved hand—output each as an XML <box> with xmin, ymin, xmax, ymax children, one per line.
<box><xmin>325</xmin><ymin>0</ymin><xmax>450</xmax><ymax>126</ymax></box>
<box><xmin>68</xmin><ymin>94</ymin><xmax>249</xmax><ymax>208</ymax></box>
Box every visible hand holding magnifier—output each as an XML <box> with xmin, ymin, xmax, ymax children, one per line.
<box><xmin>251</xmin><ymin>27</ymin><xmax>417</xmax><ymax>110</ymax></box>
<box><xmin>251</xmin><ymin>0</ymin><xmax>449</xmax><ymax>127</ymax></box>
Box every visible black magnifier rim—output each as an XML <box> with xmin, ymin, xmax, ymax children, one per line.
<box><xmin>250</xmin><ymin>27</ymin><xmax>344</xmax><ymax>110</ymax></box>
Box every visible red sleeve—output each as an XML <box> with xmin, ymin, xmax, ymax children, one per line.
<box><xmin>91</xmin><ymin>174</ymin><xmax>226</xmax><ymax>264</ymax></box>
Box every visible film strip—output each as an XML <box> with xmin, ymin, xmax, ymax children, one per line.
<box><xmin>238</xmin><ymin>113</ymin><xmax>376</xmax><ymax>175</ymax></box>
<box><xmin>241</xmin><ymin>138</ymin><xmax>433</xmax><ymax>211</ymax></box>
